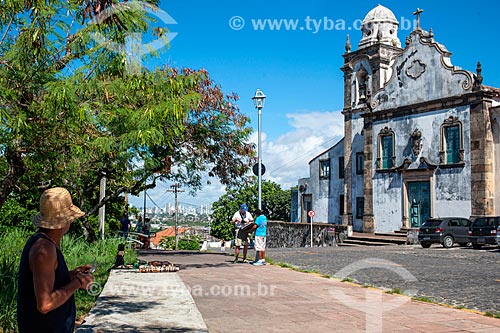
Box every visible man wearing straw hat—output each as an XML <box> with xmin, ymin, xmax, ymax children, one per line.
<box><xmin>17</xmin><ymin>187</ymin><xmax>94</xmax><ymax>333</ymax></box>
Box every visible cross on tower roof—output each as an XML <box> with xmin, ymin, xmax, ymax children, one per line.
<box><xmin>413</xmin><ymin>8</ymin><xmax>424</xmax><ymax>30</ymax></box>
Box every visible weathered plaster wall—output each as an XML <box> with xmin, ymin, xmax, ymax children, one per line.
<box><xmin>307</xmin><ymin>139</ymin><xmax>344</xmax><ymax>223</ymax></box>
<box><xmin>372</xmin><ymin>106</ymin><xmax>471</xmax><ymax>232</ymax></box>
<box><xmin>350</xmin><ymin>114</ymin><xmax>365</xmax><ymax>231</ymax></box>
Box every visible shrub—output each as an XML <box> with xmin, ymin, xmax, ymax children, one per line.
<box><xmin>0</xmin><ymin>229</ymin><xmax>136</xmax><ymax>331</ymax></box>
<box><xmin>159</xmin><ymin>235</ymin><xmax>203</xmax><ymax>250</ymax></box>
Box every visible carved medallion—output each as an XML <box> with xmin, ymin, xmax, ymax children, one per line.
<box><xmin>406</xmin><ymin>59</ymin><xmax>427</xmax><ymax>79</ymax></box>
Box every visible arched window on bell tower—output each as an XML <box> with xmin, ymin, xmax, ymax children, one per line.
<box><xmin>351</xmin><ymin>63</ymin><xmax>370</xmax><ymax>107</ymax></box>
<box><xmin>356</xmin><ymin>67</ymin><xmax>368</xmax><ymax>104</ymax></box>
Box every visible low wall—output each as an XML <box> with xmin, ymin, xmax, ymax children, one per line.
<box><xmin>406</xmin><ymin>228</ymin><xmax>420</xmax><ymax>245</ymax></box>
<box><xmin>267</xmin><ymin>221</ymin><xmax>339</xmax><ymax>248</ymax></box>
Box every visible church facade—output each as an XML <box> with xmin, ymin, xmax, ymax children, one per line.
<box><xmin>293</xmin><ymin>5</ymin><xmax>500</xmax><ymax>233</ymax></box>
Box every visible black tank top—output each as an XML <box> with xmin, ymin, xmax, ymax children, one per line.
<box><xmin>17</xmin><ymin>233</ymin><xmax>76</xmax><ymax>333</ymax></box>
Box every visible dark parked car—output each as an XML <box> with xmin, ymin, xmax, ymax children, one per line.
<box><xmin>468</xmin><ymin>216</ymin><xmax>500</xmax><ymax>249</ymax></box>
<box><xmin>418</xmin><ymin>217</ymin><xmax>472</xmax><ymax>248</ymax></box>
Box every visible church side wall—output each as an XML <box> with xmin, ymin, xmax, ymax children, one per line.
<box><xmin>328</xmin><ymin>145</ymin><xmax>346</xmax><ymax>224</ymax></box>
<box><xmin>350</xmin><ymin>113</ymin><xmax>365</xmax><ymax>231</ymax></box>
<box><xmin>309</xmin><ymin>141</ymin><xmax>344</xmax><ymax>223</ymax></box>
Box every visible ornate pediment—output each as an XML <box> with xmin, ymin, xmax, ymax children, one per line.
<box><xmin>370</xmin><ymin>30</ymin><xmax>474</xmax><ymax>111</ymax></box>
<box><xmin>396</xmin><ymin>156</ymin><xmax>437</xmax><ymax>172</ymax></box>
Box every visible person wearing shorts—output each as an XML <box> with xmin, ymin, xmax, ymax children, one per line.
<box><xmin>252</xmin><ymin>209</ymin><xmax>267</xmax><ymax>266</ymax></box>
<box><xmin>231</xmin><ymin>204</ymin><xmax>253</xmax><ymax>263</ymax></box>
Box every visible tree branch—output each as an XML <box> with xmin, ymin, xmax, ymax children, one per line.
<box><xmin>0</xmin><ymin>15</ymin><xmax>14</xmax><ymax>47</ymax></box>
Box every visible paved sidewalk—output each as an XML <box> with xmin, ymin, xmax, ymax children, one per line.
<box><xmin>138</xmin><ymin>251</ymin><xmax>500</xmax><ymax>333</ymax></box>
<box><xmin>76</xmin><ymin>269</ymin><xmax>208</xmax><ymax>332</ymax></box>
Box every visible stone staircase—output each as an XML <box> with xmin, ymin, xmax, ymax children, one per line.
<box><xmin>340</xmin><ymin>228</ymin><xmax>409</xmax><ymax>246</ymax></box>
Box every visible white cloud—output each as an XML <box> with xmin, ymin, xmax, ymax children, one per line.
<box><xmin>129</xmin><ymin>110</ymin><xmax>344</xmax><ymax>209</ymax></box>
<box><xmin>261</xmin><ymin>110</ymin><xmax>344</xmax><ymax>190</ymax></box>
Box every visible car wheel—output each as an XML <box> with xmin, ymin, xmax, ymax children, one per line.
<box><xmin>442</xmin><ymin>235</ymin><xmax>454</xmax><ymax>248</ymax></box>
<box><xmin>420</xmin><ymin>242</ymin><xmax>431</xmax><ymax>248</ymax></box>
<box><xmin>472</xmin><ymin>244</ymin><xmax>482</xmax><ymax>249</ymax></box>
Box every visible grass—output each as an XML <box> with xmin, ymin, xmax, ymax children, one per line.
<box><xmin>485</xmin><ymin>312</ymin><xmax>500</xmax><ymax>319</ymax></box>
<box><xmin>265</xmin><ymin>258</ymin><xmax>330</xmax><ymax>278</ymax></box>
<box><xmin>0</xmin><ymin>229</ymin><xmax>136</xmax><ymax>332</ymax></box>
<box><xmin>62</xmin><ymin>235</ymin><xmax>137</xmax><ymax>320</ymax></box>
<box><xmin>412</xmin><ymin>296</ymin><xmax>435</xmax><ymax>303</ymax></box>
<box><xmin>386</xmin><ymin>288</ymin><xmax>403</xmax><ymax>295</ymax></box>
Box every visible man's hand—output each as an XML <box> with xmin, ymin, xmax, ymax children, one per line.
<box><xmin>70</xmin><ymin>265</ymin><xmax>92</xmax><ymax>279</ymax></box>
<box><xmin>75</xmin><ymin>272</ymin><xmax>94</xmax><ymax>290</ymax></box>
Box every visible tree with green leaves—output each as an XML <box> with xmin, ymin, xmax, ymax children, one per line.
<box><xmin>210</xmin><ymin>180</ymin><xmax>291</xmax><ymax>241</ymax></box>
<box><xmin>0</xmin><ymin>0</ymin><xmax>254</xmax><ymax>240</ymax></box>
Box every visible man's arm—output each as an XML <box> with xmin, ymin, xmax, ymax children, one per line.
<box><xmin>29</xmin><ymin>239</ymin><xmax>93</xmax><ymax>314</ymax></box>
<box><xmin>246</xmin><ymin>212</ymin><xmax>254</xmax><ymax>222</ymax></box>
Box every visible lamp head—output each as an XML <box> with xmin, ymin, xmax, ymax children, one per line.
<box><xmin>252</xmin><ymin>89</ymin><xmax>266</xmax><ymax>109</ymax></box>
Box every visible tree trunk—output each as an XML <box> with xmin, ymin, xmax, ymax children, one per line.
<box><xmin>0</xmin><ymin>148</ymin><xmax>26</xmax><ymax>210</ymax></box>
<box><xmin>79</xmin><ymin>177</ymin><xmax>156</xmax><ymax>242</ymax></box>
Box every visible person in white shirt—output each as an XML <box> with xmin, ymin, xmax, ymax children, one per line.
<box><xmin>231</xmin><ymin>204</ymin><xmax>253</xmax><ymax>263</ymax></box>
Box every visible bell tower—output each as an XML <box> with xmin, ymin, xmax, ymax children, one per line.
<box><xmin>341</xmin><ymin>5</ymin><xmax>403</xmax><ymax>232</ymax></box>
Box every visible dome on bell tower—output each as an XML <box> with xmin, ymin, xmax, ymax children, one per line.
<box><xmin>358</xmin><ymin>5</ymin><xmax>401</xmax><ymax>49</ymax></box>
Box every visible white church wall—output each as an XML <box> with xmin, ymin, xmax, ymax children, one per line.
<box><xmin>328</xmin><ymin>146</ymin><xmax>345</xmax><ymax>224</ymax></box>
<box><xmin>372</xmin><ymin>172</ymin><xmax>403</xmax><ymax>233</ymax></box>
<box><xmin>308</xmin><ymin>139</ymin><xmax>344</xmax><ymax>223</ymax></box>
<box><xmin>372</xmin><ymin>105</ymin><xmax>471</xmax><ymax>232</ymax></box>
<box><xmin>350</xmin><ymin>113</ymin><xmax>365</xmax><ymax>231</ymax></box>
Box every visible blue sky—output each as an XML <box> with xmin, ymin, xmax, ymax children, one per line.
<box><xmin>128</xmin><ymin>0</ymin><xmax>500</xmax><ymax>210</ymax></box>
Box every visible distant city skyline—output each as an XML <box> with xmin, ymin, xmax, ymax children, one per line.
<box><xmin>130</xmin><ymin>199</ymin><xmax>212</xmax><ymax>217</ymax></box>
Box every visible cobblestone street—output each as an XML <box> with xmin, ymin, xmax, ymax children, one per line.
<box><xmin>266</xmin><ymin>245</ymin><xmax>500</xmax><ymax>314</ymax></box>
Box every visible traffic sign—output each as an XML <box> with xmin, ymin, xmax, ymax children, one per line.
<box><xmin>252</xmin><ymin>163</ymin><xmax>266</xmax><ymax>176</ymax></box>
<box><xmin>308</xmin><ymin>210</ymin><xmax>315</xmax><ymax>217</ymax></box>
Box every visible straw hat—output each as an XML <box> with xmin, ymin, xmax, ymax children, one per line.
<box><xmin>32</xmin><ymin>187</ymin><xmax>85</xmax><ymax>229</ymax></box>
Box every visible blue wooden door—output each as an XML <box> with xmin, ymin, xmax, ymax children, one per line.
<box><xmin>408</xmin><ymin>182</ymin><xmax>430</xmax><ymax>227</ymax></box>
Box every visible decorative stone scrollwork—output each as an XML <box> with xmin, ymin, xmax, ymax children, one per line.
<box><xmin>439</xmin><ymin>151</ymin><xmax>445</xmax><ymax>164</ymax></box>
<box><xmin>443</xmin><ymin>116</ymin><xmax>459</xmax><ymax>125</ymax></box>
<box><xmin>379</xmin><ymin>126</ymin><xmax>392</xmax><ymax>135</ymax></box>
<box><xmin>462</xmin><ymin>78</ymin><xmax>471</xmax><ymax>90</ymax></box>
<box><xmin>410</xmin><ymin>129</ymin><xmax>422</xmax><ymax>156</ymax></box>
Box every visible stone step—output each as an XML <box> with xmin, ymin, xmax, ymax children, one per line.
<box><xmin>374</xmin><ymin>232</ymin><xmax>407</xmax><ymax>238</ymax></box>
<box><xmin>349</xmin><ymin>232</ymin><xmax>407</xmax><ymax>245</ymax></box>
<box><xmin>341</xmin><ymin>239</ymin><xmax>399</xmax><ymax>246</ymax></box>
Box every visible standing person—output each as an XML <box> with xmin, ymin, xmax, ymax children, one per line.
<box><xmin>231</xmin><ymin>204</ymin><xmax>253</xmax><ymax>263</ymax></box>
<box><xmin>142</xmin><ymin>218</ymin><xmax>151</xmax><ymax>249</ymax></box>
<box><xmin>120</xmin><ymin>213</ymin><xmax>131</xmax><ymax>238</ymax></box>
<box><xmin>17</xmin><ymin>187</ymin><xmax>94</xmax><ymax>333</ymax></box>
<box><xmin>252</xmin><ymin>209</ymin><xmax>268</xmax><ymax>266</ymax></box>
<box><xmin>136</xmin><ymin>215</ymin><xmax>143</xmax><ymax>233</ymax></box>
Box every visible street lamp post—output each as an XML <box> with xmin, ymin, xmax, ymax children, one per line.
<box><xmin>252</xmin><ymin>89</ymin><xmax>266</xmax><ymax>210</ymax></box>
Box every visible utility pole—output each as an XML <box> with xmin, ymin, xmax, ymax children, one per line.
<box><xmin>98</xmin><ymin>174</ymin><xmax>106</xmax><ymax>240</ymax></box>
<box><xmin>167</xmin><ymin>183</ymin><xmax>184</xmax><ymax>250</ymax></box>
<box><xmin>143</xmin><ymin>186</ymin><xmax>147</xmax><ymax>223</ymax></box>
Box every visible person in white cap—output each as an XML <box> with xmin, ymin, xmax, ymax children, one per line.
<box><xmin>231</xmin><ymin>203</ymin><xmax>253</xmax><ymax>263</ymax></box>
<box><xmin>17</xmin><ymin>187</ymin><xmax>94</xmax><ymax>333</ymax></box>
